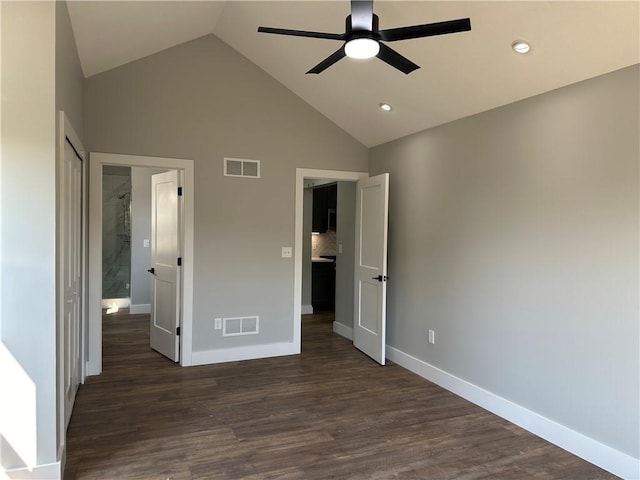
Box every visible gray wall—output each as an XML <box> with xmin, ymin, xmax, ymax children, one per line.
<box><xmin>1</xmin><ymin>1</ymin><xmax>57</xmax><ymax>467</ymax></box>
<box><xmin>370</xmin><ymin>65</ymin><xmax>639</xmax><ymax>458</ymax></box>
<box><xmin>335</xmin><ymin>182</ymin><xmax>356</xmax><ymax>328</ymax></box>
<box><xmin>301</xmin><ymin>188</ymin><xmax>312</xmax><ymax>309</ymax></box>
<box><xmin>130</xmin><ymin>167</ymin><xmax>168</xmax><ymax>308</ymax></box>
<box><xmin>84</xmin><ymin>34</ymin><xmax>368</xmax><ymax>351</ymax></box>
<box><xmin>55</xmin><ymin>0</ymin><xmax>83</xmax><ymax>140</ymax></box>
<box><xmin>1</xmin><ymin>0</ymin><xmax>82</xmax><ymax>470</ymax></box>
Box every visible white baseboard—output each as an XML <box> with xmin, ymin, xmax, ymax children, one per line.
<box><xmin>129</xmin><ymin>303</ymin><xmax>151</xmax><ymax>314</ymax></box>
<box><xmin>85</xmin><ymin>360</ymin><xmax>100</xmax><ymax>377</ymax></box>
<box><xmin>301</xmin><ymin>304</ymin><xmax>314</xmax><ymax>315</ymax></box>
<box><xmin>3</xmin><ymin>461</ymin><xmax>61</xmax><ymax>479</ymax></box>
<box><xmin>191</xmin><ymin>342</ymin><xmax>299</xmax><ymax>365</ymax></box>
<box><xmin>386</xmin><ymin>345</ymin><xmax>640</xmax><ymax>480</ymax></box>
<box><xmin>57</xmin><ymin>442</ymin><xmax>66</xmax><ymax>480</ymax></box>
<box><xmin>333</xmin><ymin>321</ymin><xmax>353</xmax><ymax>340</ymax></box>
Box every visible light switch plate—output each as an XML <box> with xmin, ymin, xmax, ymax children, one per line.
<box><xmin>282</xmin><ymin>247</ymin><xmax>292</xmax><ymax>258</ymax></box>
<box><xmin>214</xmin><ymin>318</ymin><xmax>222</xmax><ymax>330</ymax></box>
<box><xmin>143</xmin><ymin>239</ymin><xmax>150</xmax><ymax>248</ymax></box>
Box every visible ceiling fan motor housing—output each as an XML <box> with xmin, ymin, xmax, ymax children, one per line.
<box><xmin>345</xmin><ymin>13</ymin><xmax>380</xmax><ymax>41</ymax></box>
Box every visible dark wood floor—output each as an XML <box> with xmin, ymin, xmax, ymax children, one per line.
<box><xmin>65</xmin><ymin>311</ymin><xmax>616</xmax><ymax>480</ymax></box>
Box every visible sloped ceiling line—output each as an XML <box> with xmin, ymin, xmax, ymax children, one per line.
<box><xmin>67</xmin><ymin>1</ymin><xmax>640</xmax><ymax>147</ymax></box>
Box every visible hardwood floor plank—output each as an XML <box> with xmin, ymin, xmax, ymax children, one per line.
<box><xmin>64</xmin><ymin>312</ymin><xmax>617</xmax><ymax>479</ymax></box>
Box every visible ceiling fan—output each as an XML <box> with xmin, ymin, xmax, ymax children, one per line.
<box><xmin>258</xmin><ymin>0</ymin><xmax>471</xmax><ymax>75</ymax></box>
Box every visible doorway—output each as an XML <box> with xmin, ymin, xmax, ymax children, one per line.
<box><xmin>302</xmin><ymin>181</ymin><xmax>349</xmax><ymax>332</ymax></box>
<box><xmin>87</xmin><ymin>153</ymin><xmax>195</xmax><ymax>376</ymax></box>
<box><xmin>57</xmin><ymin>112</ymin><xmax>87</xmax><ymax>455</ymax></box>
<box><xmin>293</xmin><ymin>169</ymin><xmax>368</xmax><ymax>351</ymax></box>
<box><xmin>101</xmin><ymin>166</ymin><xmax>132</xmax><ymax>311</ymax></box>
<box><xmin>101</xmin><ymin>166</ymin><xmax>181</xmax><ymax>361</ymax></box>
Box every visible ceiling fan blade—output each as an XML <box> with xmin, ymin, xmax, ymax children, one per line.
<box><xmin>258</xmin><ymin>26</ymin><xmax>344</xmax><ymax>41</ymax></box>
<box><xmin>307</xmin><ymin>47</ymin><xmax>346</xmax><ymax>74</ymax></box>
<box><xmin>379</xmin><ymin>18</ymin><xmax>471</xmax><ymax>42</ymax></box>
<box><xmin>351</xmin><ymin>0</ymin><xmax>374</xmax><ymax>30</ymax></box>
<box><xmin>376</xmin><ymin>43</ymin><xmax>420</xmax><ymax>74</ymax></box>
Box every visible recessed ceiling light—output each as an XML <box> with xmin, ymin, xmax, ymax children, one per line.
<box><xmin>380</xmin><ymin>103</ymin><xmax>392</xmax><ymax>112</ymax></box>
<box><xmin>512</xmin><ymin>40</ymin><xmax>531</xmax><ymax>54</ymax></box>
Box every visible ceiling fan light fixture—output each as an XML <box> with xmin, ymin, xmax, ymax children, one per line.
<box><xmin>258</xmin><ymin>0</ymin><xmax>472</xmax><ymax>74</ymax></box>
<box><xmin>345</xmin><ymin>38</ymin><xmax>380</xmax><ymax>59</ymax></box>
<box><xmin>380</xmin><ymin>103</ymin><xmax>392</xmax><ymax>111</ymax></box>
<box><xmin>512</xmin><ymin>40</ymin><xmax>531</xmax><ymax>54</ymax></box>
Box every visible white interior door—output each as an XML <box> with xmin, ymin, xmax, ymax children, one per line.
<box><xmin>63</xmin><ymin>140</ymin><xmax>82</xmax><ymax>427</ymax></box>
<box><xmin>150</xmin><ymin>170</ymin><xmax>181</xmax><ymax>361</ymax></box>
<box><xmin>353</xmin><ymin>173</ymin><xmax>389</xmax><ymax>365</ymax></box>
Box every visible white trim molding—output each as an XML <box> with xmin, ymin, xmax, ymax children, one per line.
<box><xmin>4</xmin><ymin>461</ymin><xmax>61</xmax><ymax>480</ymax></box>
<box><xmin>56</xmin><ymin>111</ymin><xmax>87</xmax><ymax>466</ymax></box>
<box><xmin>333</xmin><ymin>321</ymin><xmax>353</xmax><ymax>340</ymax></box>
<box><xmin>301</xmin><ymin>304</ymin><xmax>314</xmax><ymax>315</ymax></box>
<box><xmin>88</xmin><ymin>152</ymin><xmax>195</xmax><ymax>375</ymax></box>
<box><xmin>191</xmin><ymin>342</ymin><xmax>298</xmax><ymax>365</ymax></box>
<box><xmin>129</xmin><ymin>303</ymin><xmax>151</xmax><ymax>315</ymax></box>
<box><xmin>386</xmin><ymin>345</ymin><xmax>640</xmax><ymax>480</ymax></box>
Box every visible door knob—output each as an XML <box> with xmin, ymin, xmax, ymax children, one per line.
<box><xmin>372</xmin><ymin>275</ymin><xmax>389</xmax><ymax>282</ymax></box>
<box><xmin>147</xmin><ymin>268</ymin><xmax>155</xmax><ymax>274</ymax></box>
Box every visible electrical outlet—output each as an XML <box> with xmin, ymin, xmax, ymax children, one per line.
<box><xmin>214</xmin><ymin>318</ymin><xmax>222</xmax><ymax>330</ymax></box>
<box><xmin>428</xmin><ymin>329</ymin><xmax>435</xmax><ymax>344</ymax></box>
<box><xmin>282</xmin><ymin>246</ymin><xmax>292</xmax><ymax>258</ymax></box>
<box><xmin>338</xmin><ymin>244</ymin><xmax>343</xmax><ymax>254</ymax></box>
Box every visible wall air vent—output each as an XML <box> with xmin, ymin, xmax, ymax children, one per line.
<box><xmin>224</xmin><ymin>158</ymin><xmax>260</xmax><ymax>178</ymax></box>
<box><xmin>222</xmin><ymin>316</ymin><xmax>259</xmax><ymax>336</ymax></box>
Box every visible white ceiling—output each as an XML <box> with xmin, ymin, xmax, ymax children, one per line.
<box><xmin>67</xmin><ymin>1</ymin><xmax>640</xmax><ymax>147</ymax></box>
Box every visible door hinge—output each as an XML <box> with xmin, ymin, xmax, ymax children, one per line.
<box><xmin>176</xmin><ymin>326</ymin><xmax>181</xmax><ymax>336</ymax></box>
<box><xmin>177</xmin><ymin>186</ymin><xmax>183</xmax><ymax>196</ymax></box>
<box><xmin>177</xmin><ymin>257</ymin><xmax>182</xmax><ymax>266</ymax></box>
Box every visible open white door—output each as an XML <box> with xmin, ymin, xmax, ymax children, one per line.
<box><xmin>63</xmin><ymin>139</ymin><xmax>82</xmax><ymax>426</ymax></box>
<box><xmin>353</xmin><ymin>173</ymin><xmax>389</xmax><ymax>365</ymax></box>
<box><xmin>150</xmin><ymin>170</ymin><xmax>181</xmax><ymax>362</ymax></box>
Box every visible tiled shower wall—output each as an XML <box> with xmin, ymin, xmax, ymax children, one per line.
<box><xmin>102</xmin><ymin>168</ymin><xmax>132</xmax><ymax>299</ymax></box>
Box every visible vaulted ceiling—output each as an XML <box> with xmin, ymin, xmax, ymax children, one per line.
<box><xmin>67</xmin><ymin>1</ymin><xmax>639</xmax><ymax>147</ymax></box>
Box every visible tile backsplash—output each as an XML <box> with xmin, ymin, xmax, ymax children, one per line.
<box><xmin>312</xmin><ymin>230</ymin><xmax>337</xmax><ymax>257</ymax></box>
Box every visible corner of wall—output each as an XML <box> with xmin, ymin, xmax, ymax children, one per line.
<box><xmin>386</xmin><ymin>345</ymin><xmax>640</xmax><ymax>480</ymax></box>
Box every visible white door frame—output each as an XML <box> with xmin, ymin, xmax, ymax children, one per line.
<box><xmin>293</xmin><ymin>168</ymin><xmax>368</xmax><ymax>350</ymax></box>
<box><xmin>57</xmin><ymin>111</ymin><xmax>87</xmax><ymax>457</ymax></box>
<box><xmin>87</xmin><ymin>152</ymin><xmax>195</xmax><ymax>375</ymax></box>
